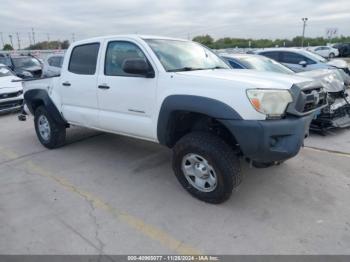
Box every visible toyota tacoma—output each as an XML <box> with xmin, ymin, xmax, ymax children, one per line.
<box><xmin>20</xmin><ymin>35</ymin><xmax>326</xmax><ymax>203</ymax></box>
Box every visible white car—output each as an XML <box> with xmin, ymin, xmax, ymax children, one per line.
<box><xmin>308</xmin><ymin>46</ymin><xmax>339</xmax><ymax>59</ymax></box>
<box><xmin>255</xmin><ymin>48</ymin><xmax>349</xmax><ymax>74</ymax></box>
<box><xmin>42</xmin><ymin>54</ymin><xmax>65</xmax><ymax>77</ymax></box>
<box><xmin>20</xmin><ymin>35</ymin><xmax>326</xmax><ymax>203</ymax></box>
<box><xmin>0</xmin><ymin>64</ymin><xmax>23</xmax><ymax>113</ymax></box>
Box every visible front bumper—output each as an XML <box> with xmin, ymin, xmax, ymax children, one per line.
<box><xmin>312</xmin><ymin>96</ymin><xmax>350</xmax><ymax>130</ymax></box>
<box><xmin>0</xmin><ymin>96</ymin><xmax>24</xmax><ymax>114</ymax></box>
<box><xmin>220</xmin><ymin>114</ymin><xmax>314</xmax><ymax>163</ymax></box>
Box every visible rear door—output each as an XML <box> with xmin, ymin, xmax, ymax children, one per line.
<box><xmin>97</xmin><ymin>39</ymin><xmax>158</xmax><ymax>140</ymax></box>
<box><xmin>60</xmin><ymin>42</ymin><xmax>101</xmax><ymax>127</ymax></box>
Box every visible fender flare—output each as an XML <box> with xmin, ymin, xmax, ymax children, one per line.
<box><xmin>24</xmin><ymin>89</ymin><xmax>67</xmax><ymax>125</ymax></box>
<box><xmin>157</xmin><ymin>95</ymin><xmax>242</xmax><ymax>146</ymax></box>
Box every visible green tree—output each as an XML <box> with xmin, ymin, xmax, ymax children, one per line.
<box><xmin>191</xmin><ymin>34</ymin><xmax>350</xmax><ymax>49</ymax></box>
<box><xmin>2</xmin><ymin>44</ymin><xmax>14</xmax><ymax>51</ymax></box>
<box><xmin>25</xmin><ymin>40</ymin><xmax>70</xmax><ymax>50</ymax></box>
<box><xmin>192</xmin><ymin>35</ymin><xmax>214</xmax><ymax>47</ymax></box>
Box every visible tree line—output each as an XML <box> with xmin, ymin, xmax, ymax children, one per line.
<box><xmin>192</xmin><ymin>35</ymin><xmax>350</xmax><ymax>49</ymax></box>
<box><xmin>2</xmin><ymin>40</ymin><xmax>70</xmax><ymax>51</ymax></box>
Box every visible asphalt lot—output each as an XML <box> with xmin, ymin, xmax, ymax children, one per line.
<box><xmin>0</xmin><ymin>112</ymin><xmax>350</xmax><ymax>255</ymax></box>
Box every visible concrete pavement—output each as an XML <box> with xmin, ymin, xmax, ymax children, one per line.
<box><xmin>0</xmin><ymin>113</ymin><xmax>350</xmax><ymax>255</ymax></box>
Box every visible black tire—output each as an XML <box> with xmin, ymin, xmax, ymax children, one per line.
<box><xmin>172</xmin><ymin>132</ymin><xmax>241</xmax><ymax>204</ymax></box>
<box><xmin>329</xmin><ymin>53</ymin><xmax>335</xmax><ymax>59</ymax></box>
<box><xmin>34</xmin><ymin>106</ymin><xmax>66</xmax><ymax>149</ymax></box>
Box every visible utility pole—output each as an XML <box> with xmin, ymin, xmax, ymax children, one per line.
<box><xmin>8</xmin><ymin>34</ymin><xmax>14</xmax><ymax>48</ymax></box>
<box><xmin>0</xmin><ymin>32</ymin><xmax>4</xmax><ymax>49</ymax></box>
<box><xmin>301</xmin><ymin>17</ymin><xmax>308</xmax><ymax>47</ymax></box>
<box><xmin>16</xmin><ymin>32</ymin><xmax>21</xmax><ymax>50</ymax></box>
<box><xmin>28</xmin><ymin>32</ymin><xmax>32</xmax><ymax>47</ymax></box>
<box><xmin>31</xmin><ymin>28</ymin><xmax>36</xmax><ymax>45</ymax></box>
<box><xmin>47</xmin><ymin>33</ymin><xmax>50</xmax><ymax>49</ymax></box>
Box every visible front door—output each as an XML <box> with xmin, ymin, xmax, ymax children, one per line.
<box><xmin>97</xmin><ymin>40</ymin><xmax>157</xmax><ymax>140</ymax></box>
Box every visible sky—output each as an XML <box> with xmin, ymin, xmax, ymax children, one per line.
<box><xmin>0</xmin><ymin>0</ymin><xmax>349</xmax><ymax>48</ymax></box>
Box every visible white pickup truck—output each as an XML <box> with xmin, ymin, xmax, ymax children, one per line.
<box><xmin>21</xmin><ymin>35</ymin><xmax>327</xmax><ymax>203</ymax></box>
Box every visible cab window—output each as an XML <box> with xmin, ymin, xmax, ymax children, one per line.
<box><xmin>104</xmin><ymin>41</ymin><xmax>150</xmax><ymax>76</ymax></box>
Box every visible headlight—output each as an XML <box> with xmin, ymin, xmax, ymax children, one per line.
<box><xmin>246</xmin><ymin>89</ymin><xmax>293</xmax><ymax>117</ymax></box>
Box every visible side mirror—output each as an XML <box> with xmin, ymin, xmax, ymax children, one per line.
<box><xmin>299</xmin><ymin>60</ymin><xmax>307</xmax><ymax>67</ymax></box>
<box><xmin>122</xmin><ymin>58</ymin><xmax>154</xmax><ymax>78</ymax></box>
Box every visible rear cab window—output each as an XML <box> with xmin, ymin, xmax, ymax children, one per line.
<box><xmin>68</xmin><ymin>43</ymin><xmax>100</xmax><ymax>75</ymax></box>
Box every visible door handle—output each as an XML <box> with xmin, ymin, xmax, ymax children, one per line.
<box><xmin>98</xmin><ymin>84</ymin><xmax>110</xmax><ymax>90</ymax></box>
<box><xmin>62</xmin><ymin>81</ymin><xmax>71</xmax><ymax>86</ymax></box>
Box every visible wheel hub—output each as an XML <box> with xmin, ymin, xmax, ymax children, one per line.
<box><xmin>182</xmin><ymin>153</ymin><xmax>217</xmax><ymax>192</ymax></box>
<box><xmin>38</xmin><ymin>115</ymin><xmax>51</xmax><ymax>141</ymax></box>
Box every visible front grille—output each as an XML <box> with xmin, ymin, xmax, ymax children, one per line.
<box><xmin>302</xmin><ymin>88</ymin><xmax>327</xmax><ymax>112</ymax></box>
<box><xmin>0</xmin><ymin>99</ymin><xmax>23</xmax><ymax>111</ymax></box>
<box><xmin>286</xmin><ymin>84</ymin><xmax>328</xmax><ymax>116</ymax></box>
<box><xmin>0</xmin><ymin>90</ymin><xmax>23</xmax><ymax>100</ymax></box>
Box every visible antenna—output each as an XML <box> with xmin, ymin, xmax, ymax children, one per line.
<box><xmin>72</xmin><ymin>33</ymin><xmax>75</xmax><ymax>43</ymax></box>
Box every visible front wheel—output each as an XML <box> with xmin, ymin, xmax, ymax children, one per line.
<box><xmin>34</xmin><ymin>106</ymin><xmax>66</xmax><ymax>149</ymax></box>
<box><xmin>172</xmin><ymin>132</ymin><xmax>241</xmax><ymax>204</ymax></box>
<box><xmin>329</xmin><ymin>53</ymin><xmax>335</xmax><ymax>59</ymax></box>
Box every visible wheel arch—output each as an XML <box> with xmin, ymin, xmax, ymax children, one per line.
<box><xmin>157</xmin><ymin>95</ymin><xmax>242</xmax><ymax>147</ymax></box>
<box><xmin>24</xmin><ymin>89</ymin><xmax>67</xmax><ymax>125</ymax></box>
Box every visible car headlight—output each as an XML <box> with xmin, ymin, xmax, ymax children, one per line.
<box><xmin>246</xmin><ymin>89</ymin><xmax>293</xmax><ymax>117</ymax></box>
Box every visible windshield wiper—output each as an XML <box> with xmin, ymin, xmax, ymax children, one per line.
<box><xmin>209</xmin><ymin>66</ymin><xmax>227</xmax><ymax>69</ymax></box>
<box><xmin>168</xmin><ymin>67</ymin><xmax>207</xmax><ymax>72</ymax></box>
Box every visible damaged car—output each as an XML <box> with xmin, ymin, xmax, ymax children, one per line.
<box><xmin>221</xmin><ymin>53</ymin><xmax>350</xmax><ymax>133</ymax></box>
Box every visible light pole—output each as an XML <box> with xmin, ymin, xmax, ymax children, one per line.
<box><xmin>8</xmin><ymin>34</ymin><xmax>14</xmax><ymax>48</ymax></box>
<box><xmin>301</xmin><ymin>17</ymin><xmax>308</xmax><ymax>47</ymax></box>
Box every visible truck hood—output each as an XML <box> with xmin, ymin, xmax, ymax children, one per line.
<box><xmin>0</xmin><ymin>76</ymin><xmax>22</xmax><ymax>90</ymax></box>
<box><xmin>176</xmin><ymin>69</ymin><xmax>312</xmax><ymax>90</ymax></box>
<box><xmin>326</xmin><ymin>59</ymin><xmax>349</xmax><ymax>69</ymax></box>
<box><xmin>297</xmin><ymin>69</ymin><xmax>345</xmax><ymax>93</ymax></box>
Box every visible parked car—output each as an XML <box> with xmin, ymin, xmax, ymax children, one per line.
<box><xmin>0</xmin><ymin>64</ymin><xmax>24</xmax><ymax>113</ymax></box>
<box><xmin>20</xmin><ymin>35</ymin><xmax>326</xmax><ymax>203</ymax></box>
<box><xmin>221</xmin><ymin>53</ymin><xmax>350</xmax><ymax>132</ymax></box>
<box><xmin>254</xmin><ymin>48</ymin><xmax>350</xmax><ymax>75</ymax></box>
<box><xmin>333</xmin><ymin>43</ymin><xmax>350</xmax><ymax>57</ymax></box>
<box><xmin>307</xmin><ymin>46</ymin><xmax>339</xmax><ymax>58</ymax></box>
<box><xmin>0</xmin><ymin>54</ymin><xmax>42</xmax><ymax>79</ymax></box>
<box><xmin>42</xmin><ymin>54</ymin><xmax>65</xmax><ymax>77</ymax></box>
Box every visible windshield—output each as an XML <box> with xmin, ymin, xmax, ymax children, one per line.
<box><xmin>238</xmin><ymin>56</ymin><xmax>294</xmax><ymax>75</ymax></box>
<box><xmin>12</xmin><ymin>57</ymin><xmax>41</xmax><ymax>68</ymax></box>
<box><xmin>0</xmin><ymin>56</ymin><xmax>11</xmax><ymax>66</ymax></box>
<box><xmin>303</xmin><ymin>50</ymin><xmax>327</xmax><ymax>63</ymax></box>
<box><xmin>0</xmin><ymin>66</ymin><xmax>14</xmax><ymax>77</ymax></box>
<box><xmin>144</xmin><ymin>39</ymin><xmax>229</xmax><ymax>72</ymax></box>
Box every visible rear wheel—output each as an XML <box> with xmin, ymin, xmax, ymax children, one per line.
<box><xmin>34</xmin><ymin>106</ymin><xmax>66</xmax><ymax>149</ymax></box>
<box><xmin>172</xmin><ymin>132</ymin><xmax>241</xmax><ymax>204</ymax></box>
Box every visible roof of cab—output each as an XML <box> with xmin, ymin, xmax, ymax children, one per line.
<box><xmin>72</xmin><ymin>34</ymin><xmax>188</xmax><ymax>45</ymax></box>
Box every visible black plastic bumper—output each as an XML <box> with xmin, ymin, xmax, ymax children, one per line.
<box><xmin>220</xmin><ymin>115</ymin><xmax>314</xmax><ymax>163</ymax></box>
